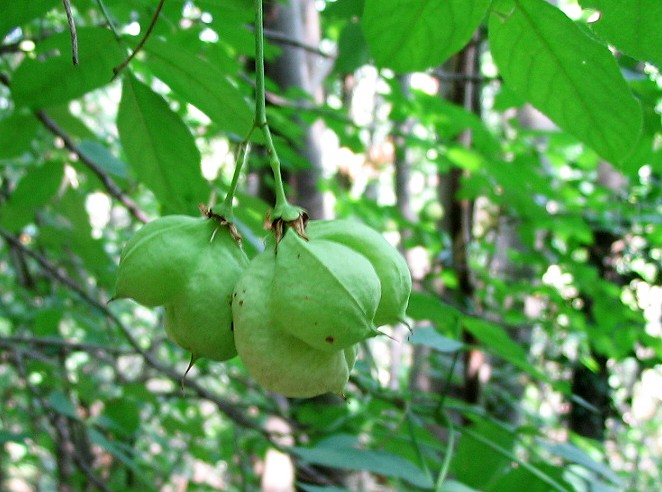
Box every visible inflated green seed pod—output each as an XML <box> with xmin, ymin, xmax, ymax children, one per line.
<box><xmin>272</xmin><ymin>230</ymin><xmax>381</xmax><ymax>352</ymax></box>
<box><xmin>232</xmin><ymin>253</ymin><xmax>352</xmax><ymax>397</ymax></box>
<box><xmin>163</xmin><ymin>226</ymin><xmax>248</xmax><ymax>361</ymax></box>
<box><xmin>115</xmin><ymin>216</ymin><xmax>214</xmax><ymax>306</ymax></box>
<box><xmin>115</xmin><ymin>215</ymin><xmax>248</xmax><ymax>361</ymax></box>
<box><xmin>307</xmin><ymin>220</ymin><xmax>412</xmax><ymax>326</ymax></box>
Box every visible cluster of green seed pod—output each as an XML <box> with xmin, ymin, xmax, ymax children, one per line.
<box><xmin>114</xmin><ymin>214</ymin><xmax>411</xmax><ymax>398</ymax></box>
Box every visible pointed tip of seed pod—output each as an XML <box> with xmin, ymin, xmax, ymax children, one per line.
<box><xmin>398</xmin><ymin>316</ymin><xmax>413</xmax><ymax>334</ymax></box>
<box><xmin>375</xmin><ymin>328</ymin><xmax>399</xmax><ymax>343</ymax></box>
<box><xmin>180</xmin><ymin>353</ymin><xmax>199</xmax><ymax>391</ymax></box>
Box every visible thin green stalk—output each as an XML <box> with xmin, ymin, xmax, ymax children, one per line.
<box><xmin>253</xmin><ymin>0</ymin><xmax>302</xmax><ymax>222</ymax></box>
<box><xmin>95</xmin><ymin>0</ymin><xmax>121</xmax><ymax>40</ymax></box>
<box><xmin>218</xmin><ymin>136</ymin><xmax>253</xmax><ymax>221</ymax></box>
<box><xmin>434</xmin><ymin>412</ymin><xmax>456</xmax><ymax>492</ymax></box>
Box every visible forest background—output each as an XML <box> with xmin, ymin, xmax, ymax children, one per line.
<box><xmin>0</xmin><ymin>0</ymin><xmax>661</xmax><ymax>491</ymax></box>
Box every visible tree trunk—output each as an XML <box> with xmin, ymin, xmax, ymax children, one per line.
<box><xmin>569</xmin><ymin>165</ymin><xmax>627</xmax><ymax>440</ymax></box>
<box><xmin>439</xmin><ymin>33</ymin><xmax>483</xmax><ymax>409</ymax></box>
<box><xmin>264</xmin><ymin>0</ymin><xmax>328</xmax><ymax>219</ymax></box>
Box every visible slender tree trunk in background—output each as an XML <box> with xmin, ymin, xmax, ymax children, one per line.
<box><xmin>569</xmin><ymin>165</ymin><xmax>627</xmax><ymax>440</ymax></box>
<box><xmin>437</xmin><ymin>33</ymin><xmax>483</xmax><ymax>409</ymax></box>
<box><xmin>391</xmin><ymin>74</ymin><xmax>416</xmax><ymax>389</ymax></box>
<box><xmin>570</xmin><ymin>231</ymin><xmax>618</xmax><ymax>440</ymax></box>
<box><xmin>264</xmin><ymin>0</ymin><xmax>328</xmax><ymax>219</ymax></box>
<box><xmin>482</xmin><ymin>105</ymin><xmax>554</xmax><ymax>423</ymax></box>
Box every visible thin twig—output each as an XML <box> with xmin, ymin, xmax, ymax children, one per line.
<box><xmin>62</xmin><ymin>0</ymin><xmax>79</xmax><ymax>65</ymax></box>
<box><xmin>112</xmin><ymin>0</ymin><xmax>166</xmax><ymax>78</ymax></box>
<box><xmin>259</xmin><ymin>27</ymin><xmax>335</xmax><ymax>59</ymax></box>
<box><xmin>35</xmin><ymin>110</ymin><xmax>149</xmax><ymax>224</ymax></box>
<box><xmin>94</xmin><ymin>0</ymin><xmax>121</xmax><ymax>40</ymax></box>
<box><xmin>1</xmin><ymin>335</ymin><xmax>133</xmax><ymax>355</ymax></box>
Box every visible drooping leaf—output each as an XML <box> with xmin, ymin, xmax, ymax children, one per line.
<box><xmin>47</xmin><ymin>390</ymin><xmax>79</xmax><ymax>419</ymax></box>
<box><xmin>462</xmin><ymin>317</ymin><xmax>546</xmax><ymax>381</ymax></box>
<box><xmin>292</xmin><ymin>445</ymin><xmax>434</xmax><ymax>489</ymax></box>
<box><xmin>335</xmin><ymin>21</ymin><xmax>370</xmax><ymax>74</ymax></box>
<box><xmin>362</xmin><ymin>0</ymin><xmax>490</xmax><ymax>73</ymax></box>
<box><xmin>489</xmin><ymin>0</ymin><xmax>642</xmax><ymax>164</ymax></box>
<box><xmin>0</xmin><ymin>161</ymin><xmax>64</xmax><ymax>232</ymax></box>
<box><xmin>579</xmin><ymin>0</ymin><xmax>662</xmax><ymax>68</ymax></box>
<box><xmin>117</xmin><ymin>74</ymin><xmax>209</xmax><ymax>214</ymax></box>
<box><xmin>40</xmin><ymin>189</ymin><xmax>117</xmax><ymax>286</ymax></box>
<box><xmin>43</xmin><ymin>104</ymin><xmax>97</xmax><ymax>140</ymax></box>
<box><xmin>33</xmin><ymin>307</ymin><xmax>64</xmax><ymax>337</ymax></box>
<box><xmin>409</xmin><ymin>327</ymin><xmax>465</xmax><ymax>353</ymax></box>
<box><xmin>0</xmin><ymin>0</ymin><xmax>59</xmax><ymax>38</ymax></box>
<box><xmin>143</xmin><ymin>38</ymin><xmax>254</xmax><ymax>138</ymax></box>
<box><xmin>491</xmin><ymin>463</ymin><xmax>574</xmax><ymax>492</ymax></box>
<box><xmin>298</xmin><ymin>485</ymin><xmax>351</xmax><ymax>492</ymax></box>
<box><xmin>0</xmin><ymin>431</ymin><xmax>29</xmax><ymax>446</ymax></box>
<box><xmin>406</xmin><ymin>291</ymin><xmax>462</xmax><ymax>328</ymax></box>
<box><xmin>0</xmin><ymin>111</ymin><xmax>39</xmax><ymax>159</ymax></box>
<box><xmin>452</xmin><ymin>418</ymin><xmax>517</xmax><ymax>490</ymax></box>
<box><xmin>544</xmin><ymin>442</ymin><xmax>623</xmax><ymax>485</ymax></box>
<box><xmin>11</xmin><ymin>27</ymin><xmax>124</xmax><ymax>108</ymax></box>
<box><xmin>88</xmin><ymin>428</ymin><xmax>147</xmax><ymax>481</ymax></box>
<box><xmin>100</xmin><ymin>398</ymin><xmax>142</xmax><ymax>437</ymax></box>
<box><xmin>78</xmin><ymin>140</ymin><xmax>129</xmax><ymax>179</ymax></box>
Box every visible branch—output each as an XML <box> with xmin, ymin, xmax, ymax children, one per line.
<box><xmin>0</xmin><ymin>226</ymin><xmax>267</xmax><ymax>434</ymax></box>
<box><xmin>62</xmin><ymin>0</ymin><xmax>79</xmax><ymax>65</ymax></box>
<box><xmin>35</xmin><ymin>110</ymin><xmax>149</xmax><ymax>224</ymax></box>
<box><xmin>112</xmin><ymin>0</ymin><xmax>166</xmax><ymax>78</ymax></box>
<box><xmin>0</xmin><ymin>335</ymin><xmax>133</xmax><ymax>356</ymax></box>
<box><xmin>259</xmin><ymin>27</ymin><xmax>335</xmax><ymax>59</ymax></box>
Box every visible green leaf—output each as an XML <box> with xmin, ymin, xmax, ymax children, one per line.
<box><xmin>43</xmin><ymin>105</ymin><xmax>97</xmax><ymax>140</ymax></box>
<box><xmin>545</xmin><ymin>442</ymin><xmax>622</xmax><ymax>485</ymax></box>
<box><xmin>117</xmin><ymin>74</ymin><xmax>209</xmax><ymax>214</ymax></box>
<box><xmin>579</xmin><ymin>0</ymin><xmax>662</xmax><ymax>68</ymax></box>
<box><xmin>298</xmin><ymin>486</ymin><xmax>351</xmax><ymax>492</ymax></box>
<box><xmin>462</xmin><ymin>317</ymin><xmax>546</xmax><ymax>380</ymax></box>
<box><xmin>88</xmin><ymin>428</ymin><xmax>147</xmax><ymax>481</ymax></box>
<box><xmin>335</xmin><ymin>21</ymin><xmax>370</xmax><ymax>74</ymax></box>
<box><xmin>489</xmin><ymin>0</ymin><xmax>642</xmax><ymax>164</ymax></box>
<box><xmin>0</xmin><ymin>161</ymin><xmax>64</xmax><ymax>232</ymax></box>
<box><xmin>452</xmin><ymin>418</ymin><xmax>516</xmax><ymax>489</ymax></box>
<box><xmin>48</xmin><ymin>390</ymin><xmax>79</xmax><ymax>419</ymax></box>
<box><xmin>101</xmin><ymin>398</ymin><xmax>142</xmax><ymax>437</ymax></box>
<box><xmin>362</xmin><ymin>0</ymin><xmax>490</xmax><ymax>72</ymax></box>
<box><xmin>440</xmin><ymin>481</ymin><xmax>481</xmax><ymax>492</ymax></box>
<box><xmin>33</xmin><ymin>308</ymin><xmax>64</xmax><ymax>337</ymax></box>
<box><xmin>144</xmin><ymin>38</ymin><xmax>254</xmax><ymax>138</ymax></box>
<box><xmin>0</xmin><ymin>431</ymin><xmax>29</xmax><ymax>446</ymax></box>
<box><xmin>78</xmin><ymin>140</ymin><xmax>129</xmax><ymax>179</ymax></box>
<box><xmin>11</xmin><ymin>27</ymin><xmax>124</xmax><ymax>109</ymax></box>
<box><xmin>491</xmin><ymin>463</ymin><xmax>573</xmax><ymax>492</ymax></box>
<box><xmin>406</xmin><ymin>291</ymin><xmax>462</xmax><ymax>327</ymax></box>
<box><xmin>41</xmin><ymin>189</ymin><xmax>116</xmax><ymax>286</ymax></box>
<box><xmin>0</xmin><ymin>112</ymin><xmax>39</xmax><ymax>159</ymax></box>
<box><xmin>410</xmin><ymin>327</ymin><xmax>465</xmax><ymax>353</ymax></box>
<box><xmin>0</xmin><ymin>0</ymin><xmax>59</xmax><ymax>38</ymax></box>
<box><xmin>292</xmin><ymin>445</ymin><xmax>434</xmax><ymax>489</ymax></box>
